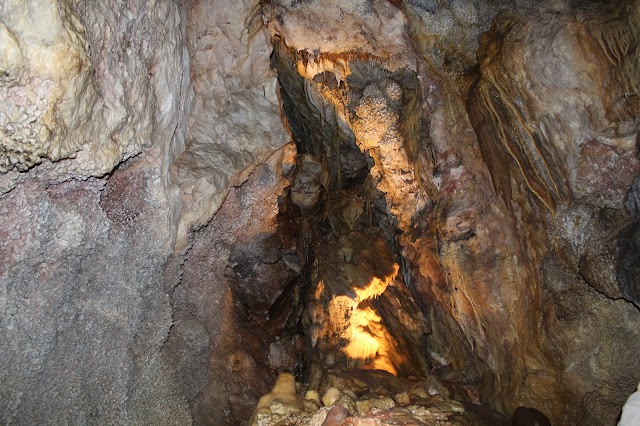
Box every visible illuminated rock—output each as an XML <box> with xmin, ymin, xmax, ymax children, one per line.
<box><xmin>2</xmin><ymin>0</ymin><xmax>639</xmax><ymax>425</ymax></box>
<box><xmin>250</xmin><ymin>373</ymin><xmax>304</xmax><ymax>424</ymax></box>
<box><xmin>304</xmin><ymin>231</ymin><xmax>427</xmax><ymax>377</ymax></box>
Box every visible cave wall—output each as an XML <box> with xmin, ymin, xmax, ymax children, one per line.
<box><xmin>1</xmin><ymin>0</ymin><xmax>290</xmax><ymax>423</ymax></box>
<box><xmin>464</xmin><ymin>3</ymin><xmax>640</xmax><ymax>423</ymax></box>
<box><xmin>258</xmin><ymin>0</ymin><xmax>640</xmax><ymax>423</ymax></box>
<box><xmin>1</xmin><ymin>0</ymin><xmax>639</xmax><ymax>425</ymax></box>
<box><xmin>170</xmin><ymin>0</ymin><xmax>290</xmax><ymax>251</ymax></box>
<box><xmin>0</xmin><ymin>0</ymin><xmax>192</xmax><ymax>423</ymax></box>
<box><xmin>166</xmin><ymin>145</ymin><xmax>301</xmax><ymax>424</ymax></box>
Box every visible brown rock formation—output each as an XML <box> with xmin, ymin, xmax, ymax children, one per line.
<box><xmin>1</xmin><ymin>0</ymin><xmax>638</xmax><ymax>425</ymax></box>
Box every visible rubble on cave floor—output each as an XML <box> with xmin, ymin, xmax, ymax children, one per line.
<box><xmin>248</xmin><ymin>367</ymin><xmax>510</xmax><ymax>426</ymax></box>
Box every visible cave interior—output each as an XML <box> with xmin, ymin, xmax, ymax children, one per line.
<box><xmin>1</xmin><ymin>0</ymin><xmax>639</xmax><ymax>425</ymax></box>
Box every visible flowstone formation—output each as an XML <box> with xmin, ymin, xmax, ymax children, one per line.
<box><xmin>250</xmin><ymin>0</ymin><xmax>640</xmax><ymax>424</ymax></box>
<box><xmin>465</xmin><ymin>2</ymin><xmax>640</xmax><ymax>423</ymax></box>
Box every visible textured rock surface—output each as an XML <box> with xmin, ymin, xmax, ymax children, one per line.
<box><xmin>0</xmin><ymin>0</ymin><xmax>93</xmax><ymax>174</ymax></box>
<box><xmin>467</xmin><ymin>1</ymin><xmax>639</xmax><ymax>212</ymax></box>
<box><xmin>0</xmin><ymin>0</ymin><xmax>187</xmax><ymax>191</ymax></box>
<box><xmin>0</xmin><ymin>149</ymin><xmax>191</xmax><ymax>424</ymax></box>
<box><xmin>170</xmin><ymin>0</ymin><xmax>289</xmax><ymax>250</ymax></box>
<box><xmin>167</xmin><ymin>146</ymin><xmax>297</xmax><ymax>424</ymax></box>
<box><xmin>0</xmin><ymin>0</ymin><xmax>192</xmax><ymax>423</ymax></box>
<box><xmin>250</xmin><ymin>368</ymin><xmax>488</xmax><ymax>426</ymax></box>
<box><xmin>1</xmin><ymin>0</ymin><xmax>289</xmax><ymax>423</ymax></box>
<box><xmin>268</xmin><ymin>1</ymin><xmax>640</xmax><ymax>424</ymax></box>
<box><xmin>269</xmin><ymin>10</ymin><xmax>542</xmax><ymax>421</ymax></box>
<box><xmin>1</xmin><ymin>0</ymin><xmax>639</xmax><ymax>425</ymax></box>
<box><xmin>541</xmin><ymin>255</ymin><xmax>640</xmax><ymax>425</ymax></box>
<box><xmin>264</xmin><ymin>0</ymin><xmax>414</xmax><ymax>70</ymax></box>
<box><xmin>464</xmin><ymin>2</ymin><xmax>640</xmax><ymax>423</ymax></box>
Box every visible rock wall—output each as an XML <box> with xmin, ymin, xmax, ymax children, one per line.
<box><xmin>264</xmin><ymin>0</ymin><xmax>640</xmax><ymax>424</ymax></box>
<box><xmin>465</xmin><ymin>2</ymin><xmax>640</xmax><ymax>423</ymax></box>
<box><xmin>170</xmin><ymin>0</ymin><xmax>289</xmax><ymax>250</ymax></box>
<box><xmin>1</xmin><ymin>0</ymin><xmax>192</xmax><ymax>423</ymax></box>
<box><xmin>1</xmin><ymin>0</ymin><xmax>639</xmax><ymax>425</ymax></box>
<box><xmin>167</xmin><ymin>146</ymin><xmax>298</xmax><ymax>424</ymax></box>
<box><xmin>0</xmin><ymin>0</ymin><xmax>289</xmax><ymax>423</ymax></box>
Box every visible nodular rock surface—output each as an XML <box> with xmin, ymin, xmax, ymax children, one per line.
<box><xmin>1</xmin><ymin>0</ymin><xmax>639</xmax><ymax>425</ymax></box>
<box><xmin>1</xmin><ymin>0</ymin><xmax>192</xmax><ymax>423</ymax></box>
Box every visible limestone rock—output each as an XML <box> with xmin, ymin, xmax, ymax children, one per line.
<box><xmin>290</xmin><ymin>154</ymin><xmax>324</xmax><ymax>212</ymax></box>
<box><xmin>394</xmin><ymin>392</ymin><xmax>411</xmax><ymax>406</ymax></box>
<box><xmin>468</xmin><ymin>2</ymin><xmax>639</xmax><ymax>213</ymax></box>
<box><xmin>170</xmin><ymin>0</ymin><xmax>290</xmax><ymax>251</ymax></box>
<box><xmin>356</xmin><ymin>396</ymin><xmax>396</xmax><ymax>415</ymax></box>
<box><xmin>305</xmin><ymin>390</ymin><xmax>322</xmax><ymax>406</ymax></box>
<box><xmin>321</xmin><ymin>405</ymin><xmax>350</xmax><ymax>426</ymax></box>
<box><xmin>269</xmin><ymin>338</ymin><xmax>298</xmax><ymax>371</ymax></box>
<box><xmin>250</xmin><ymin>373</ymin><xmax>304</xmax><ymax>424</ymax></box>
<box><xmin>2</xmin><ymin>1</ymin><xmax>639</xmax><ymax>426</ymax></box>
<box><xmin>1</xmin><ymin>0</ymin><xmax>188</xmax><ymax>188</ymax></box>
<box><xmin>168</xmin><ymin>147</ymin><xmax>293</xmax><ymax>425</ymax></box>
<box><xmin>0</xmin><ymin>152</ymin><xmax>192</xmax><ymax>424</ymax></box>
<box><xmin>541</xmin><ymin>255</ymin><xmax>640</xmax><ymax>425</ymax></box>
<box><xmin>0</xmin><ymin>0</ymin><xmax>93</xmax><ymax>173</ymax></box>
<box><xmin>334</xmin><ymin>394</ymin><xmax>358</xmax><ymax>416</ymax></box>
<box><xmin>0</xmin><ymin>0</ymin><xmax>190</xmax><ymax>423</ymax></box>
<box><xmin>304</xmin><ymin>231</ymin><xmax>428</xmax><ymax>376</ymax></box>
<box><xmin>265</xmin><ymin>0</ymin><xmax>415</xmax><ymax>72</ymax></box>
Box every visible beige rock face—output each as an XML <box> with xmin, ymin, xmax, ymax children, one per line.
<box><xmin>250</xmin><ymin>372</ymin><xmax>304</xmax><ymax>424</ymax></box>
<box><xmin>265</xmin><ymin>0</ymin><xmax>414</xmax><ymax>69</ymax></box>
<box><xmin>305</xmin><ymin>231</ymin><xmax>428</xmax><ymax>377</ymax></box>
<box><xmin>170</xmin><ymin>0</ymin><xmax>290</xmax><ymax>250</ymax></box>
<box><xmin>0</xmin><ymin>0</ymin><xmax>188</xmax><ymax>189</ymax></box>
<box><xmin>0</xmin><ymin>0</ymin><xmax>93</xmax><ymax>174</ymax></box>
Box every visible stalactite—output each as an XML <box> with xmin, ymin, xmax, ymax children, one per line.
<box><xmin>400</xmin><ymin>76</ymin><xmax>424</xmax><ymax>188</ymax></box>
<box><xmin>589</xmin><ymin>14</ymin><xmax>634</xmax><ymax>66</ymax></box>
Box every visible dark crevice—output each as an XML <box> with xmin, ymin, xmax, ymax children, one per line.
<box><xmin>268</xmin><ymin>39</ymin><xmax>434</xmax><ymax>381</ymax></box>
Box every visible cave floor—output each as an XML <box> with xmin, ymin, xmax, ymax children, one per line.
<box><xmin>250</xmin><ymin>367</ymin><xmax>515</xmax><ymax>426</ymax></box>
